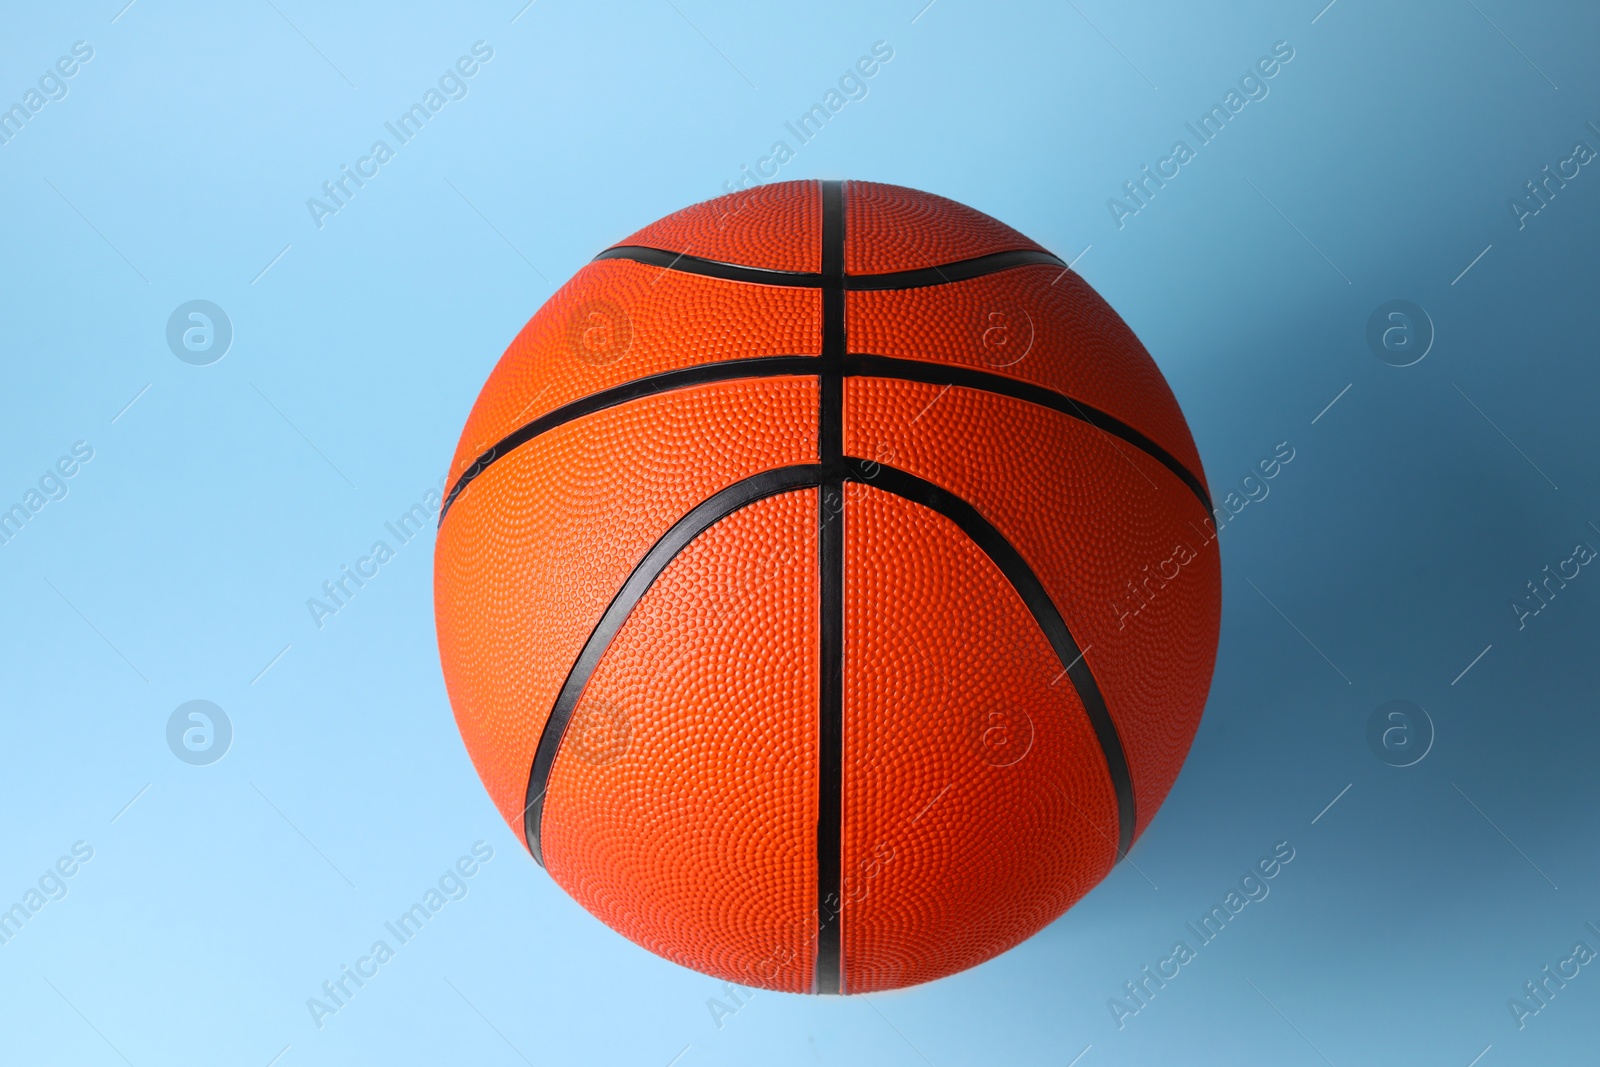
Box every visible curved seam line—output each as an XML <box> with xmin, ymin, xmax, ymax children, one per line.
<box><xmin>844</xmin><ymin>356</ymin><xmax>1210</xmax><ymax>511</ymax></box>
<box><xmin>520</xmin><ymin>458</ymin><xmax>1136</xmax><ymax>868</ymax></box>
<box><xmin>439</xmin><ymin>358</ymin><xmax>1210</xmax><ymax>526</ymax></box>
<box><xmin>438</xmin><ymin>357</ymin><xmax>820</xmax><ymax>523</ymax></box>
<box><xmin>844</xmin><ymin>459</ymin><xmax>1136</xmax><ymax>858</ymax></box>
<box><xmin>846</xmin><ymin>250</ymin><xmax>1065</xmax><ymax>290</ymax></box>
<box><xmin>522</xmin><ymin>464</ymin><xmax>830</xmax><ymax>866</ymax></box>
<box><xmin>593</xmin><ymin>245</ymin><xmax>1065</xmax><ymax>290</ymax></box>
<box><xmin>593</xmin><ymin>245</ymin><xmax>823</xmax><ymax>285</ymax></box>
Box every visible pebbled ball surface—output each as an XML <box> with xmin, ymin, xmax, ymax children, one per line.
<box><xmin>846</xmin><ymin>264</ymin><xmax>1205</xmax><ymax>481</ymax></box>
<box><xmin>436</xmin><ymin>379</ymin><xmax>817</xmax><ymax>834</ymax></box>
<box><xmin>844</xmin><ymin>180</ymin><xmax>1045</xmax><ymax>275</ymax></box>
<box><xmin>448</xmin><ymin>261</ymin><xmax>820</xmax><ymax>485</ymax></box>
<box><xmin>841</xmin><ymin>484</ymin><xmax>1120</xmax><ymax>993</ymax></box>
<box><xmin>614</xmin><ymin>180</ymin><xmax>822</xmax><ymax>273</ymax></box>
<box><xmin>542</xmin><ymin>489</ymin><xmax>821</xmax><ymax>993</ymax></box>
<box><xmin>436</xmin><ymin>179</ymin><xmax>1220</xmax><ymax>994</ymax></box>
<box><xmin>845</xmin><ymin>378</ymin><xmax>1220</xmax><ymax>839</ymax></box>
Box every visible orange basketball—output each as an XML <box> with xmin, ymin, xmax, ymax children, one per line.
<box><xmin>434</xmin><ymin>180</ymin><xmax>1220</xmax><ymax>994</ymax></box>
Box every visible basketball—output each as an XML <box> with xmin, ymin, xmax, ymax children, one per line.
<box><xmin>434</xmin><ymin>180</ymin><xmax>1220</xmax><ymax>994</ymax></box>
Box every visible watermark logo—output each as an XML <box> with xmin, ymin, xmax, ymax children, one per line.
<box><xmin>1512</xmin><ymin>531</ymin><xmax>1597</xmax><ymax>630</ymax></box>
<box><xmin>1365</xmin><ymin>699</ymin><xmax>1433</xmax><ymax>768</ymax></box>
<box><xmin>306</xmin><ymin>42</ymin><xmax>495</xmax><ymax>230</ymax></box>
<box><xmin>166</xmin><ymin>700</ymin><xmax>232</xmax><ymax>766</ymax></box>
<box><xmin>1365</xmin><ymin>299</ymin><xmax>1433</xmax><ymax>367</ymax></box>
<box><xmin>0</xmin><ymin>841</ymin><xmax>94</xmax><ymax>948</ymax></box>
<box><xmin>979</xmin><ymin>304</ymin><xmax>1034</xmax><ymax>368</ymax></box>
<box><xmin>1210</xmin><ymin>440</ymin><xmax>1296</xmax><ymax>534</ymax></box>
<box><xmin>719</xmin><ymin>41</ymin><xmax>895</xmax><ymax>198</ymax></box>
<box><xmin>568</xmin><ymin>299</ymin><xmax>633</xmax><ymax>366</ymax></box>
<box><xmin>1111</xmin><ymin>540</ymin><xmax>1202</xmax><ymax>631</ymax></box>
<box><xmin>0</xmin><ymin>440</ymin><xmax>94</xmax><ymax>549</ymax></box>
<box><xmin>1509</xmin><ymin>123</ymin><xmax>1598</xmax><ymax>230</ymax></box>
<box><xmin>1108</xmin><ymin>41</ymin><xmax>1296</xmax><ymax>229</ymax></box>
<box><xmin>0</xmin><ymin>41</ymin><xmax>94</xmax><ymax>148</ymax></box>
<box><xmin>166</xmin><ymin>300</ymin><xmax>233</xmax><ymax>366</ymax></box>
<box><xmin>564</xmin><ymin>698</ymin><xmax>631</xmax><ymax>767</ymax></box>
<box><xmin>307</xmin><ymin>477</ymin><xmax>447</xmax><ymax>630</ymax></box>
<box><xmin>973</xmin><ymin>706</ymin><xmax>1034</xmax><ymax>767</ymax></box>
<box><xmin>1508</xmin><ymin>922</ymin><xmax>1600</xmax><ymax>1030</ymax></box>
<box><xmin>1108</xmin><ymin>841</ymin><xmax>1296</xmax><ymax>1029</ymax></box>
<box><xmin>306</xmin><ymin>842</ymin><xmax>495</xmax><ymax>1029</ymax></box>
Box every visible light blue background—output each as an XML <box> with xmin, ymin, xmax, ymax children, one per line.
<box><xmin>2</xmin><ymin>1</ymin><xmax>1598</xmax><ymax>1064</ymax></box>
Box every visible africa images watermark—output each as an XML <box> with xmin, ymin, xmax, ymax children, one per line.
<box><xmin>1111</xmin><ymin>440</ymin><xmax>1295</xmax><ymax>631</ymax></box>
<box><xmin>1107</xmin><ymin>40</ymin><xmax>1296</xmax><ymax>230</ymax></box>
<box><xmin>1507</xmin><ymin>920</ymin><xmax>1600</xmax><ymax>1031</ymax></box>
<box><xmin>0</xmin><ymin>841</ymin><xmax>95</xmax><ymax>948</ymax></box>
<box><xmin>1508</xmin><ymin>118</ymin><xmax>1600</xmax><ymax>231</ymax></box>
<box><xmin>1107</xmin><ymin>840</ymin><xmax>1297</xmax><ymax>1029</ymax></box>
<box><xmin>0</xmin><ymin>40</ymin><xmax>95</xmax><ymax>148</ymax></box>
<box><xmin>306</xmin><ymin>841</ymin><xmax>495</xmax><ymax>1029</ymax></box>
<box><xmin>719</xmin><ymin>40</ymin><xmax>895</xmax><ymax>198</ymax></box>
<box><xmin>0</xmin><ymin>440</ymin><xmax>95</xmax><ymax>549</ymax></box>
<box><xmin>305</xmin><ymin>476</ymin><xmax>447</xmax><ymax>629</ymax></box>
<box><xmin>1511</xmin><ymin>524</ymin><xmax>1599</xmax><ymax>631</ymax></box>
<box><xmin>305</xmin><ymin>41</ymin><xmax>495</xmax><ymax>229</ymax></box>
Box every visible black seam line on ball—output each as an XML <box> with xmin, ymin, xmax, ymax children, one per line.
<box><xmin>521</xmin><ymin>464</ymin><xmax>831</xmax><ymax>867</ymax></box>
<box><xmin>843</xmin><ymin>356</ymin><xmax>1211</xmax><ymax>512</ymax></box>
<box><xmin>843</xmin><ymin>457</ymin><xmax>1137</xmax><ymax>860</ymax></box>
<box><xmin>437</xmin><ymin>355</ymin><xmax>1211</xmax><ymax>527</ymax></box>
<box><xmin>592</xmin><ymin>245</ymin><xmax>1065</xmax><ymax>290</ymax></box>
<box><xmin>518</xmin><ymin>459</ymin><xmax>1130</xmax><ymax>942</ymax></box>
<box><xmin>844</xmin><ymin>249</ymin><xmax>1065</xmax><ymax>290</ymax></box>
<box><xmin>813</xmin><ymin>179</ymin><xmax>846</xmax><ymax>998</ymax></box>
<box><xmin>436</xmin><ymin>357</ymin><xmax>822</xmax><ymax>526</ymax></box>
<box><xmin>593</xmin><ymin>245</ymin><xmax>824</xmax><ymax>286</ymax></box>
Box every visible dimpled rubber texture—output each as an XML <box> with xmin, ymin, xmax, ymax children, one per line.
<box><xmin>844</xmin><ymin>180</ymin><xmax>1045</xmax><ymax>275</ymax></box>
<box><xmin>448</xmin><ymin>261</ymin><xmax>819</xmax><ymax>485</ymax></box>
<box><xmin>846</xmin><ymin>264</ymin><xmax>1203</xmax><ymax>480</ymax></box>
<box><xmin>613</xmin><ymin>181</ymin><xmax>822</xmax><ymax>273</ymax></box>
<box><xmin>435</xmin><ymin>380</ymin><xmax>817</xmax><ymax>834</ymax></box>
<box><xmin>541</xmin><ymin>490</ymin><xmax>820</xmax><ymax>993</ymax></box>
<box><xmin>841</xmin><ymin>484</ymin><xmax>1120</xmax><ymax>992</ymax></box>
<box><xmin>845</xmin><ymin>380</ymin><xmax>1220</xmax><ymax>840</ymax></box>
<box><xmin>435</xmin><ymin>179</ymin><xmax>1219</xmax><ymax>995</ymax></box>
